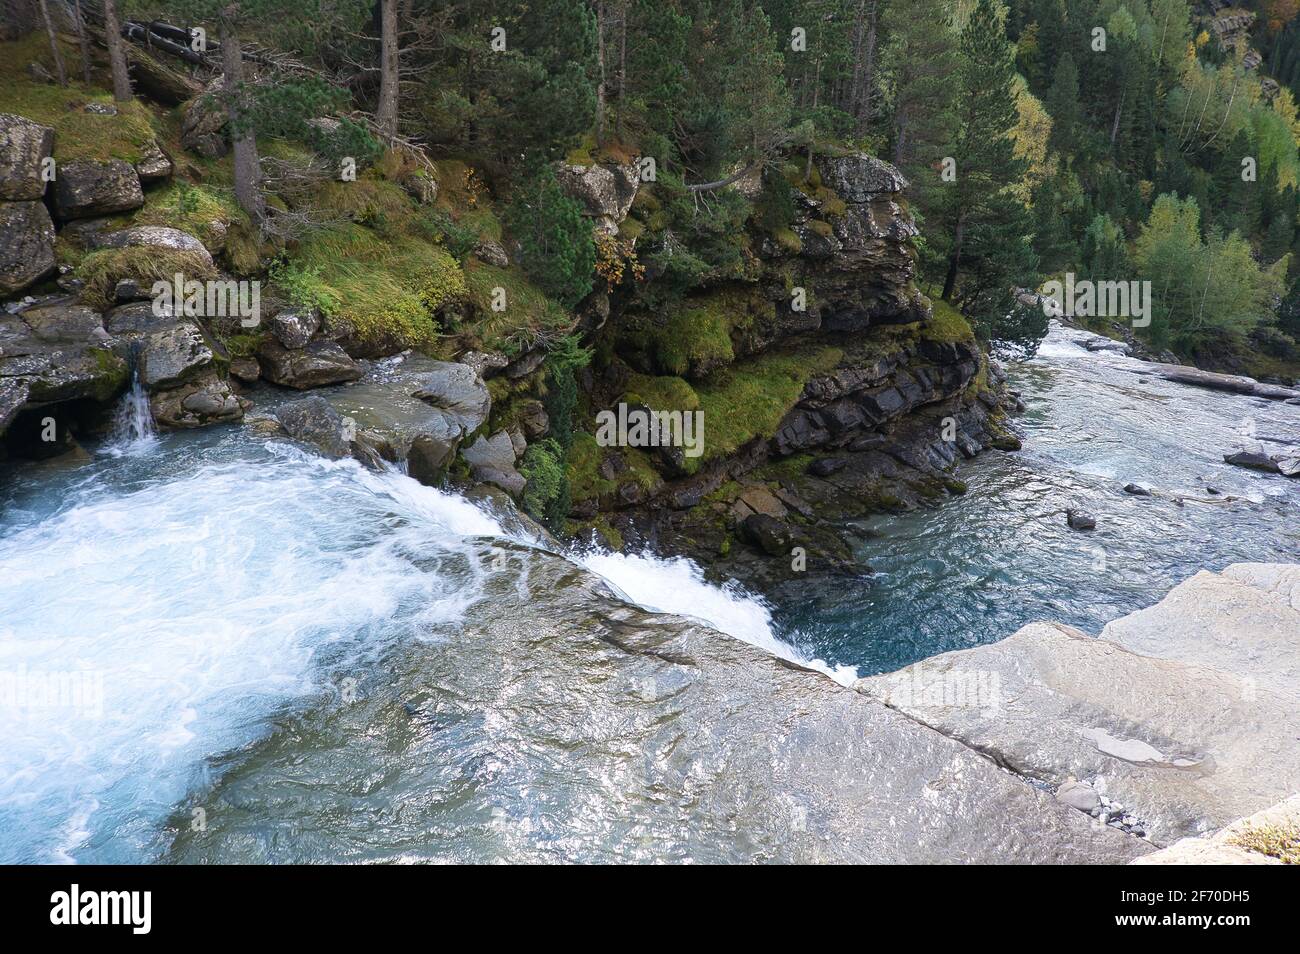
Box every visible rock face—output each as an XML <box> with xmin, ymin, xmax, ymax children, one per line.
<box><xmin>0</xmin><ymin>200</ymin><xmax>56</xmax><ymax>295</ymax></box>
<box><xmin>257</xmin><ymin>340</ymin><xmax>363</xmax><ymax>389</ymax></box>
<box><xmin>461</xmin><ymin>430</ymin><xmax>525</xmax><ymax>496</ymax></box>
<box><xmin>0</xmin><ymin>113</ymin><xmax>54</xmax><ymax>200</ymax></box>
<box><xmin>1135</xmin><ymin>793</ymin><xmax>1300</xmax><ymax>865</ymax></box>
<box><xmin>856</xmin><ymin>563</ymin><xmax>1300</xmax><ymax>848</ymax></box>
<box><xmin>0</xmin><ymin>299</ymin><xmax>128</xmax><ymax>440</ymax></box>
<box><xmin>413</xmin><ymin>361</ymin><xmax>491</xmax><ymax>434</ymax></box>
<box><xmin>165</xmin><ymin>548</ymin><xmax>1149</xmax><ymax>864</ymax></box>
<box><xmin>52</xmin><ymin>159</ymin><xmax>145</xmax><ymax>220</ymax></box>
<box><xmin>555</xmin><ymin>161</ymin><xmax>639</xmax><ymax>233</ymax></box>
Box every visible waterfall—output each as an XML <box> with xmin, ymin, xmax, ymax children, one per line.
<box><xmin>103</xmin><ymin>347</ymin><xmax>158</xmax><ymax>456</ymax></box>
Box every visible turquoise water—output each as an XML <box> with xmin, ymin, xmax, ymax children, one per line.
<box><xmin>776</xmin><ymin>326</ymin><xmax>1300</xmax><ymax>675</ymax></box>
<box><xmin>0</xmin><ymin>324</ymin><xmax>1295</xmax><ymax>862</ymax></box>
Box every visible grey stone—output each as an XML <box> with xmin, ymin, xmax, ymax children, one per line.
<box><xmin>473</xmin><ymin>239</ymin><xmax>509</xmax><ymax>267</ymax></box>
<box><xmin>1056</xmin><ymin>781</ymin><xmax>1102</xmax><ymax>813</ymax></box>
<box><xmin>1123</xmin><ymin>483</ymin><xmax>1151</xmax><ymax>496</ymax></box>
<box><xmin>462</xmin><ymin>430</ymin><xmax>525</xmax><ymax>496</ymax></box>
<box><xmin>52</xmin><ymin>159</ymin><xmax>144</xmax><ymax>220</ymax></box>
<box><xmin>274</xmin><ymin>395</ymin><xmax>354</xmax><ymax>458</ymax></box>
<box><xmin>229</xmin><ymin>357</ymin><xmax>260</xmax><ymax>384</ymax></box>
<box><xmin>134</xmin><ymin>140</ymin><xmax>173</xmax><ymax>182</ymax></box>
<box><xmin>180</xmin><ymin>87</ymin><xmax>228</xmax><ymax>159</ymax></box>
<box><xmin>257</xmin><ymin>340</ymin><xmax>363</xmax><ymax>389</ymax></box>
<box><xmin>1224</xmin><ymin>450</ymin><xmax>1280</xmax><ymax>473</ymax></box>
<box><xmin>406</xmin><ymin>422</ymin><xmax>461</xmax><ymax>486</ymax></box>
<box><xmin>140</xmin><ymin>322</ymin><xmax>214</xmax><ymax>390</ymax></box>
<box><xmin>555</xmin><ymin>162</ymin><xmax>639</xmax><ymax>232</ymax></box>
<box><xmin>269</xmin><ymin>307</ymin><xmax>321</xmax><ymax>350</ymax></box>
<box><xmin>151</xmin><ymin>371</ymin><xmax>247</xmax><ymax>428</ymax></box>
<box><xmin>1066</xmin><ymin>508</ymin><xmax>1097</xmax><ymax>530</ymax></box>
<box><xmin>856</xmin><ymin>563</ymin><xmax>1300</xmax><ymax>846</ymax></box>
<box><xmin>0</xmin><ymin>113</ymin><xmax>55</xmax><ymax>200</ymax></box>
<box><xmin>0</xmin><ymin>200</ymin><xmax>55</xmax><ymax>295</ymax></box>
<box><xmin>92</xmin><ymin>225</ymin><xmax>214</xmax><ymax>268</ymax></box>
<box><xmin>816</xmin><ymin>152</ymin><xmax>908</xmax><ymax>202</ymax></box>
<box><xmin>413</xmin><ymin>361</ymin><xmax>491</xmax><ymax>434</ymax></box>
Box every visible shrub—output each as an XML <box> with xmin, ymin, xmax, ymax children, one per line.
<box><xmin>505</xmin><ymin>167</ymin><xmax>595</xmax><ymax>309</ymax></box>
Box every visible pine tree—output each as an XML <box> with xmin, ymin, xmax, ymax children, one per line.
<box><xmin>939</xmin><ymin>0</ymin><xmax>1026</xmax><ymax>303</ymax></box>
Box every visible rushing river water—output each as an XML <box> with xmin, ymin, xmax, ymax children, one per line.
<box><xmin>0</xmin><ymin>323</ymin><xmax>1295</xmax><ymax>862</ymax></box>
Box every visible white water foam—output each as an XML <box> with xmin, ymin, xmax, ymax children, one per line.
<box><xmin>576</xmin><ymin>549</ymin><xmax>859</xmax><ymax>686</ymax></box>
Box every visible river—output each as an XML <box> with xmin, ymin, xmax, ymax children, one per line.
<box><xmin>0</xmin><ymin>323</ymin><xmax>1295</xmax><ymax>862</ymax></box>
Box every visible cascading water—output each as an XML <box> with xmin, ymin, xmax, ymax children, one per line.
<box><xmin>0</xmin><ymin>321</ymin><xmax>1295</xmax><ymax>862</ymax></box>
<box><xmin>103</xmin><ymin>345</ymin><xmax>158</xmax><ymax>457</ymax></box>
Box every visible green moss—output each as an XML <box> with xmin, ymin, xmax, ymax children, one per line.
<box><xmin>622</xmin><ymin>372</ymin><xmax>700</xmax><ymax>411</ymax></box>
<box><xmin>656</xmin><ymin>306</ymin><xmax>734</xmax><ymax>376</ymax></box>
<box><xmin>130</xmin><ymin>180</ymin><xmax>246</xmax><ymax>251</ymax></box>
<box><xmin>806</xmin><ymin>219</ymin><xmax>834</xmax><ymax>238</ymax></box>
<box><xmin>924</xmin><ymin>298</ymin><xmax>978</xmax><ymax>347</ymax></box>
<box><xmin>79</xmin><ymin>246</ymin><xmax>217</xmax><ymax>309</ymax></box>
<box><xmin>566</xmin><ymin>432</ymin><xmax>616</xmax><ymax>504</ymax></box>
<box><xmin>0</xmin><ymin>37</ymin><xmax>158</xmax><ymax>163</ymax></box>
<box><xmin>693</xmin><ymin>344</ymin><xmax>843</xmax><ymax>464</ymax></box>
<box><xmin>772</xmin><ymin>227</ymin><xmax>803</xmax><ymax>253</ymax></box>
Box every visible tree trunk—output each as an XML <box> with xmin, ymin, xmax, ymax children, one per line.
<box><xmin>103</xmin><ymin>0</ymin><xmax>132</xmax><ymax>101</ymax></box>
<box><xmin>616</xmin><ymin>0</ymin><xmax>627</xmax><ymax>138</ymax></box>
<box><xmin>856</xmin><ymin>0</ymin><xmax>879</xmax><ymax>134</ymax></box>
<box><xmin>72</xmin><ymin>0</ymin><xmax>92</xmax><ymax>84</ymax></box>
<box><xmin>38</xmin><ymin>0</ymin><xmax>67</xmax><ymax>87</ymax></box>
<box><xmin>595</xmin><ymin>1</ymin><xmax>607</xmax><ymax>146</ymax></box>
<box><xmin>1110</xmin><ymin>86</ymin><xmax>1125</xmax><ymax>146</ymax></box>
<box><xmin>221</xmin><ymin>17</ymin><xmax>263</xmax><ymax>223</ymax></box>
<box><xmin>942</xmin><ymin>215</ymin><xmax>965</xmax><ymax>302</ymax></box>
<box><xmin>375</xmin><ymin>0</ymin><xmax>399</xmax><ymax>141</ymax></box>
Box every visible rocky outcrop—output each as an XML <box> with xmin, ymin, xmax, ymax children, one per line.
<box><xmin>461</xmin><ymin>429</ymin><xmax>526</xmax><ymax>496</ymax></box>
<box><xmin>0</xmin><ymin>200</ymin><xmax>56</xmax><ymax>295</ymax></box>
<box><xmin>269</xmin><ymin>307</ymin><xmax>321</xmax><ymax>350</ymax></box>
<box><xmin>856</xmin><ymin>563</ymin><xmax>1300</xmax><ymax>849</ymax></box>
<box><xmin>165</xmin><ymin>542</ymin><xmax>1150</xmax><ymax>864</ymax></box>
<box><xmin>180</xmin><ymin>87</ymin><xmax>228</xmax><ymax>159</ymax></box>
<box><xmin>556</xmin><ymin>161</ymin><xmax>639</xmax><ymax>233</ymax></box>
<box><xmin>413</xmin><ymin>361</ymin><xmax>491</xmax><ymax>434</ymax></box>
<box><xmin>256</xmin><ymin>339</ymin><xmax>363</xmax><ymax>389</ymax></box>
<box><xmin>0</xmin><ymin>113</ymin><xmax>54</xmax><ymax>200</ymax></box>
<box><xmin>52</xmin><ymin>159</ymin><xmax>145</xmax><ymax>220</ymax></box>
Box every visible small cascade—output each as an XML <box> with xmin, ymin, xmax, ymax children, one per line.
<box><xmin>103</xmin><ymin>345</ymin><xmax>158</xmax><ymax>456</ymax></box>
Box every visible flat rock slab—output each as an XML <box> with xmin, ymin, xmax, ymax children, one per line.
<box><xmin>856</xmin><ymin>563</ymin><xmax>1300</xmax><ymax>847</ymax></box>
<box><xmin>1100</xmin><ymin>563</ymin><xmax>1300</xmax><ymax>699</ymax></box>
<box><xmin>164</xmin><ymin>555</ymin><xmax>1148</xmax><ymax>864</ymax></box>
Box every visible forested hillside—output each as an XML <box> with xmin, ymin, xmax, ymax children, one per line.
<box><xmin>3</xmin><ymin>0</ymin><xmax>1299</xmax><ymax>560</ymax></box>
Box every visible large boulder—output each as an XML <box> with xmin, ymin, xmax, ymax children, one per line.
<box><xmin>92</xmin><ymin>225</ymin><xmax>214</xmax><ymax>267</ymax></box>
<box><xmin>0</xmin><ymin>113</ymin><xmax>54</xmax><ymax>200</ymax></box>
<box><xmin>856</xmin><ymin>563</ymin><xmax>1300</xmax><ymax>847</ymax></box>
<box><xmin>139</xmin><ymin>321</ymin><xmax>214</xmax><ymax>390</ymax></box>
<box><xmin>180</xmin><ymin>88</ymin><xmax>228</xmax><ymax>159</ymax></box>
<box><xmin>816</xmin><ymin>153</ymin><xmax>909</xmax><ymax>202</ymax></box>
<box><xmin>0</xmin><ymin>200</ymin><xmax>56</xmax><ymax>295</ymax></box>
<box><xmin>274</xmin><ymin>395</ymin><xmax>354</xmax><ymax>458</ymax></box>
<box><xmin>555</xmin><ymin>162</ymin><xmax>639</xmax><ymax>233</ymax></box>
<box><xmin>52</xmin><ymin>159</ymin><xmax>144</xmax><ymax>220</ymax></box>
<box><xmin>150</xmin><ymin>370</ymin><xmax>247</xmax><ymax>428</ymax></box>
<box><xmin>461</xmin><ymin>429</ymin><xmax>525</xmax><ymax>496</ymax></box>
<box><xmin>257</xmin><ymin>339</ymin><xmax>363</xmax><ymax>389</ymax></box>
<box><xmin>269</xmin><ymin>307</ymin><xmax>321</xmax><ymax>350</ymax></box>
<box><xmin>412</xmin><ymin>361</ymin><xmax>491</xmax><ymax>434</ymax></box>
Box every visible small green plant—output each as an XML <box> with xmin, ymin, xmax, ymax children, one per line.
<box><xmin>267</xmin><ymin>258</ymin><xmax>339</xmax><ymax>315</ymax></box>
<box><xmin>417</xmin><ymin>209</ymin><xmax>477</xmax><ymax>261</ymax></box>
